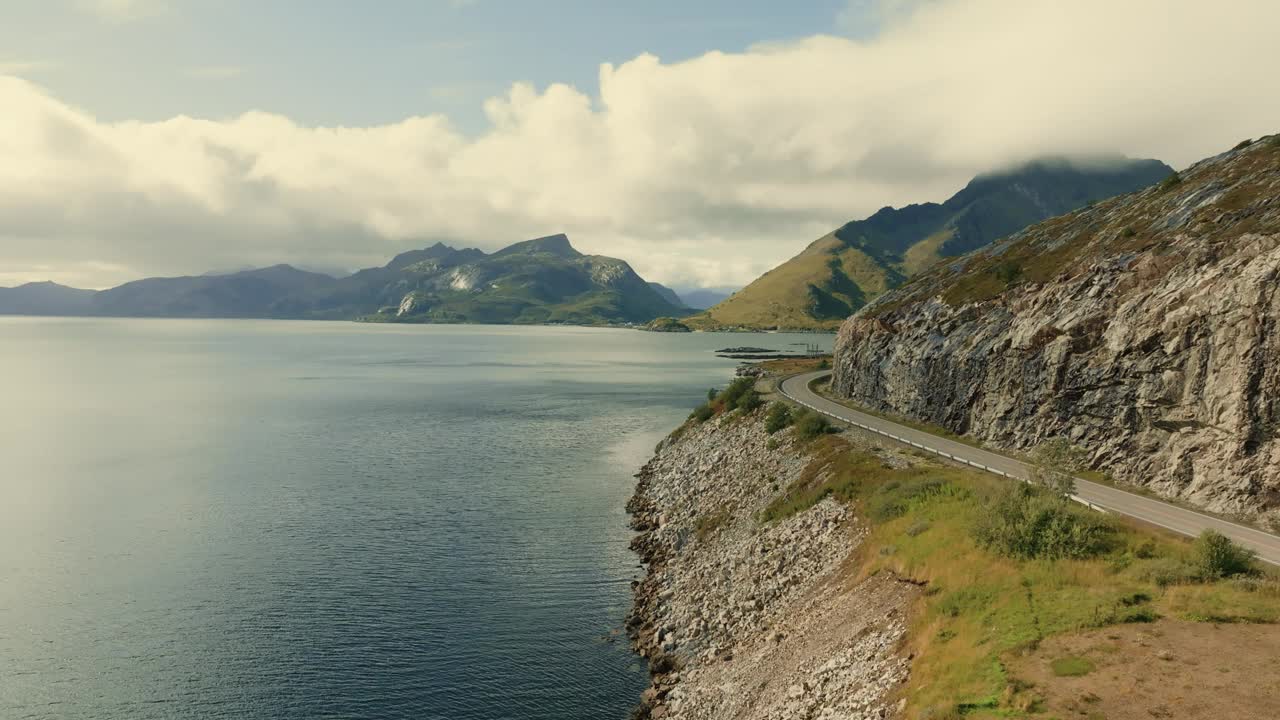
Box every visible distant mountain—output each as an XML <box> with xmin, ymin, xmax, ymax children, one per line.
<box><xmin>93</xmin><ymin>265</ymin><xmax>338</xmax><ymax>318</ymax></box>
<box><xmin>372</xmin><ymin>234</ymin><xmax>684</xmax><ymax>325</ymax></box>
<box><xmin>690</xmin><ymin>156</ymin><xmax>1174</xmax><ymax>330</ymax></box>
<box><xmin>675</xmin><ymin>287</ymin><xmax>734</xmax><ymax>310</ymax></box>
<box><xmin>0</xmin><ymin>234</ymin><xmax>684</xmax><ymax>327</ymax></box>
<box><xmin>647</xmin><ymin>282</ymin><xmax>689</xmax><ymax>309</ymax></box>
<box><xmin>0</xmin><ymin>281</ymin><xmax>97</xmax><ymax>316</ymax></box>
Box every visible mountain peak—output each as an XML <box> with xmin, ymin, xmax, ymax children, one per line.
<box><xmin>494</xmin><ymin>233</ymin><xmax>580</xmax><ymax>258</ymax></box>
<box><xmin>386</xmin><ymin>242</ymin><xmax>463</xmax><ymax>270</ymax></box>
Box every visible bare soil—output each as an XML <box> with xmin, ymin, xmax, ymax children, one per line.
<box><xmin>1007</xmin><ymin>619</ymin><xmax>1280</xmax><ymax>720</ymax></box>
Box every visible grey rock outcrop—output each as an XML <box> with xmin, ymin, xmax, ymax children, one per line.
<box><xmin>833</xmin><ymin>137</ymin><xmax>1280</xmax><ymax>523</ymax></box>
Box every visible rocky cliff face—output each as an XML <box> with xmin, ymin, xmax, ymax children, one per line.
<box><xmin>832</xmin><ymin>137</ymin><xmax>1280</xmax><ymax>522</ymax></box>
<box><xmin>627</xmin><ymin>413</ymin><xmax>915</xmax><ymax>719</ymax></box>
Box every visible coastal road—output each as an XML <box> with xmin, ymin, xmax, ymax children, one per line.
<box><xmin>779</xmin><ymin>371</ymin><xmax>1280</xmax><ymax>566</ymax></box>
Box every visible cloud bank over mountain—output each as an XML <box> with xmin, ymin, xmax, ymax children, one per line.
<box><xmin>3</xmin><ymin>0</ymin><xmax>1279</xmax><ymax>288</ymax></box>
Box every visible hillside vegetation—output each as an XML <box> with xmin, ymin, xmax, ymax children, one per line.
<box><xmin>761</xmin><ymin>428</ymin><xmax>1279</xmax><ymax>718</ymax></box>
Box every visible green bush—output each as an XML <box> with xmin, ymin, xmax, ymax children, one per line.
<box><xmin>707</xmin><ymin>387</ymin><xmax>718</xmax><ymax>401</ymax></box>
<box><xmin>1028</xmin><ymin>438</ymin><xmax>1087</xmax><ymax>498</ymax></box>
<box><xmin>994</xmin><ymin>261</ymin><xmax>1022</xmax><ymax>285</ymax></box>
<box><xmin>764</xmin><ymin>403</ymin><xmax>793</xmax><ymax>434</ymax></box>
<box><xmin>867</xmin><ymin>477</ymin><xmax>955</xmax><ymax>522</ymax></box>
<box><xmin>1194</xmin><ymin>530</ymin><xmax>1255</xmax><ymax>578</ymax></box>
<box><xmin>735</xmin><ymin>388</ymin><xmax>763</xmax><ymax>413</ymax></box>
<box><xmin>718</xmin><ymin>376</ymin><xmax>755</xmax><ymax>409</ymax></box>
<box><xmin>1159</xmin><ymin>172</ymin><xmax>1183</xmax><ymax>192</ymax></box>
<box><xmin>1136</xmin><ymin>557</ymin><xmax>1205</xmax><ymax>587</ymax></box>
<box><xmin>689</xmin><ymin>403</ymin><xmax>714</xmax><ymax>423</ymax></box>
<box><xmin>972</xmin><ymin>485</ymin><xmax>1114</xmax><ymax>560</ymax></box>
<box><xmin>793</xmin><ymin>409</ymin><xmax>833</xmax><ymax>440</ymax></box>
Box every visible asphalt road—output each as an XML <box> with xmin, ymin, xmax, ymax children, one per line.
<box><xmin>780</xmin><ymin>371</ymin><xmax>1280</xmax><ymax>566</ymax></box>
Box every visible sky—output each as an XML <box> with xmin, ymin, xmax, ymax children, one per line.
<box><xmin>2</xmin><ymin>0</ymin><xmax>1280</xmax><ymax>290</ymax></box>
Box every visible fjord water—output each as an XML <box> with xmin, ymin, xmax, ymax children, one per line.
<box><xmin>0</xmin><ymin>318</ymin><xmax>831</xmax><ymax>720</ymax></box>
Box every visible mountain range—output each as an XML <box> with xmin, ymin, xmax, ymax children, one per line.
<box><xmin>690</xmin><ymin>156</ymin><xmax>1174</xmax><ymax>330</ymax></box>
<box><xmin>0</xmin><ymin>234</ymin><xmax>687</xmax><ymax>326</ymax></box>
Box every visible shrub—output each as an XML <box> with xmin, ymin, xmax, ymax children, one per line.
<box><xmin>867</xmin><ymin>477</ymin><xmax>955</xmax><ymax>522</ymax></box>
<box><xmin>817</xmin><ymin>358</ymin><xmax>831</xmax><ymax>370</ymax></box>
<box><xmin>972</xmin><ymin>485</ymin><xmax>1114</xmax><ymax>560</ymax></box>
<box><xmin>1115</xmin><ymin>606</ymin><xmax>1160</xmax><ymax>623</ymax></box>
<box><xmin>1134</xmin><ymin>539</ymin><xmax>1158</xmax><ymax>559</ymax></box>
<box><xmin>994</xmin><ymin>261</ymin><xmax>1022</xmax><ymax>285</ymax></box>
<box><xmin>793</xmin><ymin>409</ymin><xmax>833</xmax><ymax>440</ymax></box>
<box><xmin>1159</xmin><ymin>172</ymin><xmax>1182</xmax><ymax>192</ymax></box>
<box><xmin>735</xmin><ymin>388</ymin><xmax>763</xmax><ymax>413</ymax></box>
<box><xmin>1137</xmin><ymin>557</ymin><xmax>1205</xmax><ymax>587</ymax></box>
<box><xmin>689</xmin><ymin>403</ymin><xmax>714</xmax><ymax>423</ymax></box>
<box><xmin>1028</xmin><ymin>438</ymin><xmax>1087</xmax><ymax>498</ymax></box>
<box><xmin>764</xmin><ymin>402</ymin><xmax>793</xmax><ymax>434</ymax></box>
<box><xmin>707</xmin><ymin>387</ymin><xmax>718</xmax><ymax>401</ymax></box>
<box><xmin>718</xmin><ymin>376</ymin><xmax>755</xmax><ymax>409</ymax></box>
<box><xmin>1232</xmin><ymin>138</ymin><xmax>1254</xmax><ymax>151</ymax></box>
<box><xmin>1193</xmin><ymin>530</ymin><xmax>1255</xmax><ymax>578</ymax></box>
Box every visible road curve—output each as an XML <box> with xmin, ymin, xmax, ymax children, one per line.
<box><xmin>780</xmin><ymin>371</ymin><xmax>1280</xmax><ymax>566</ymax></box>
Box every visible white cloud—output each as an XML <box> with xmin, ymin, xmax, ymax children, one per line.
<box><xmin>186</xmin><ymin>65</ymin><xmax>246</xmax><ymax>80</ymax></box>
<box><xmin>0</xmin><ymin>59</ymin><xmax>58</xmax><ymax>76</ymax></box>
<box><xmin>78</xmin><ymin>0</ymin><xmax>168</xmax><ymax>22</ymax></box>
<box><xmin>5</xmin><ymin>0</ymin><xmax>1280</xmax><ymax>289</ymax></box>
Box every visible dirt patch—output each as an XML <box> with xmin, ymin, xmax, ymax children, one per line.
<box><xmin>1007</xmin><ymin>619</ymin><xmax>1280</xmax><ymax>719</ymax></box>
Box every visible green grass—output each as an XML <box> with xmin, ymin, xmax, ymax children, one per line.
<box><xmin>690</xmin><ymin>233</ymin><xmax>900</xmax><ymax>331</ymax></box>
<box><xmin>1050</xmin><ymin>655</ymin><xmax>1095</xmax><ymax>677</ymax></box>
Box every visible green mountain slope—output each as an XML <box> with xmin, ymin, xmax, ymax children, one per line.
<box><xmin>2</xmin><ymin>234</ymin><xmax>683</xmax><ymax>326</ymax></box>
<box><xmin>690</xmin><ymin>156</ymin><xmax>1173</xmax><ymax>330</ymax></box>
<box><xmin>379</xmin><ymin>234</ymin><xmax>684</xmax><ymax>325</ymax></box>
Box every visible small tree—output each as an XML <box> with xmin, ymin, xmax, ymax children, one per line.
<box><xmin>1029</xmin><ymin>439</ymin><xmax>1087</xmax><ymax>498</ymax></box>
<box><xmin>793</xmin><ymin>409</ymin><xmax>833</xmax><ymax>440</ymax></box>
<box><xmin>707</xmin><ymin>387</ymin><xmax>718</xmax><ymax>401</ymax></box>
<box><xmin>764</xmin><ymin>403</ymin><xmax>793</xmax><ymax>434</ymax></box>
<box><xmin>736</xmin><ymin>388</ymin><xmax>763</xmax><ymax>413</ymax></box>
<box><xmin>1194</xmin><ymin>530</ymin><xmax>1255</xmax><ymax>578</ymax></box>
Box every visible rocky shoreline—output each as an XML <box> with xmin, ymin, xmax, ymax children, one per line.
<box><xmin>625</xmin><ymin>410</ymin><xmax>917</xmax><ymax>719</ymax></box>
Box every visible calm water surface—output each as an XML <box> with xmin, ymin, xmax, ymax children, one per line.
<box><xmin>0</xmin><ymin>318</ymin><xmax>831</xmax><ymax>720</ymax></box>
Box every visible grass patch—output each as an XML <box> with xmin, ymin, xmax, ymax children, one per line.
<box><xmin>1050</xmin><ymin>655</ymin><xmax>1095</xmax><ymax>677</ymax></box>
